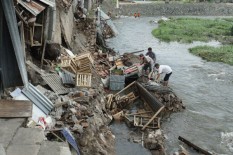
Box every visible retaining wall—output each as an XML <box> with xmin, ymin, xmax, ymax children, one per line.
<box><xmin>118</xmin><ymin>3</ymin><xmax>233</xmax><ymax>16</ymax></box>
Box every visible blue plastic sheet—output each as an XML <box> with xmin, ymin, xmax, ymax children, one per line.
<box><xmin>61</xmin><ymin>128</ymin><xmax>81</xmax><ymax>155</ymax></box>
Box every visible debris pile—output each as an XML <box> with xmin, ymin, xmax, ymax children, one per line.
<box><xmin>25</xmin><ymin>55</ymin><xmax>116</xmax><ymax>154</ymax></box>
<box><xmin>142</xmin><ymin>83</ymin><xmax>185</xmax><ymax>115</ymax></box>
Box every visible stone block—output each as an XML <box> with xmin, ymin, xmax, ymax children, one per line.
<box><xmin>0</xmin><ymin>144</ymin><xmax>6</xmax><ymax>155</ymax></box>
<box><xmin>11</xmin><ymin>128</ymin><xmax>45</xmax><ymax>145</ymax></box>
<box><xmin>0</xmin><ymin>119</ymin><xmax>25</xmax><ymax>147</ymax></box>
<box><xmin>6</xmin><ymin>144</ymin><xmax>40</xmax><ymax>155</ymax></box>
<box><xmin>38</xmin><ymin>141</ymin><xmax>72</xmax><ymax>155</ymax></box>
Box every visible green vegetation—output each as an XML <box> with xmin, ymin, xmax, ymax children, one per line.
<box><xmin>152</xmin><ymin>17</ymin><xmax>233</xmax><ymax>65</ymax></box>
<box><xmin>152</xmin><ymin>18</ymin><xmax>233</xmax><ymax>43</ymax></box>
<box><xmin>189</xmin><ymin>45</ymin><xmax>233</xmax><ymax>65</ymax></box>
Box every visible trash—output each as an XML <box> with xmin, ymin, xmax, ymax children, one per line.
<box><xmin>37</xmin><ymin>116</ymin><xmax>55</xmax><ymax>130</ymax></box>
<box><xmin>112</xmin><ymin>111</ymin><xmax>124</xmax><ymax>120</ymax></box>
<box><xmin>178</xmin><ymin>136</ymin><xmax>212</xmax><ymax>155</ymax></box>
<box><xmin>61</xmin><ymin>128</ymin><xmax>81</xmax><ymax>155</ymax></box>
<box><xmin>101</xmin><ymin>76</ymin><xmax>110</xmax><ymax>88</ymax></box>
<box><xmin>10</xmin><ymin>88</ymin><xmax>22</xmax><ymax>98</ymax></box>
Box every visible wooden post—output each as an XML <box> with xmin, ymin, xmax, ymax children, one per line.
<box><xmin>40</xmin><ymin>39</ymin><xmax>47</xmax><ymax>69</ymax></box>
<box><xmin>178</xmin><ymin>136</ymin><xmax>212</xmax><ymax>155</ymax></box>
<box><xmin>142</xmin><ymin>106</ymin><xmax>164</xmax><ymax>130</ymax></box>
<box><xmin>20</xmin><ymin>22</ymin><xmax>26</xmax><ymax>61</ymax></box>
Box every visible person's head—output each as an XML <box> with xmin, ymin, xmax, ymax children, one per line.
<box><xmin>139</xmin><ymin>54</ymin><xmax>144</xmax><ymax>60</ymax></box>
<box><xmin>154</xmin><ymin>63</ymin><xmax>160</xmax><ymax>69</ymax></box>
<box><xmin>148</xmin><ymin>47</ymin><xmax>152</xmax><ymax>52</ymax></box>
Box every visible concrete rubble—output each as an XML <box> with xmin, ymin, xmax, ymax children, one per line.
<box><xmin>0</xmin><ymin>0</ymin><xmax>185</xmax><ymax>155</ymax></box>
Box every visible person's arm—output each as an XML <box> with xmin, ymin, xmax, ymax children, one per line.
<box><xmin>152</xmin><ymin>53</ymin><xmax>156</xmax><ymax>59</ymax></box>
<box><xmin>140</xmin><ymin>59</ymin><xmax>144</xmax><ymax>65</ymax></box>
<box><xmin>156</xmin><ymin>73</ymin><xmax>160</xmax><ymax>82</ymax></box>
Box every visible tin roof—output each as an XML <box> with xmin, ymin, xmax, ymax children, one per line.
<box><xmin>17</xmin><ymin>0</ymin><xmax>46</xmax><ymax>16</ymax></box>
<box><xmin>38</xmin><ymin>0</ymin><xmax>55</xmax><ymax>7</ymax></box>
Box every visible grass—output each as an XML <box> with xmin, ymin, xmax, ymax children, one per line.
<box><xmin>152</xmin><ymin>18</ymin><xmax>233</xmax><ymax>43</ymax></box>
<box><xmin>152</xmin><ymin>18</ymin><xmax>233</xmax><ymax>65</ymax></box>
<box><xmin>189</xmin><ymin>45</ymin><xmax>233</xmax><ymax>65</ymax></box>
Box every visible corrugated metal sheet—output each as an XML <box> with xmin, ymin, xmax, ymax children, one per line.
<box><xmin>22</xmin><ymin>83</ymin><xmax>54</xmax><ymax>115</ymax></box>
<box><xmin>0</xmin><ymin>1</ymin><xmax>23</xmax><ymax>89</ymax></box>
<box><xmin>59</xmin><ymin>71</ymin><xmax>75</xmax><ymax>88</ymax></box>
<box><xmin>42</xmin><ymin>73</ymin><xmax>70</xmax><ymax>95</ymax></box>
<box><xmin>17</xmin><ymin>0</ymin><xmax>46</xmax><ymax>16</ymax></box>
<box><xmin>38</xmin><ymin>0</ymin><xmax>55</xmax><ymax>7</ymax></box>
<box><xmin>2</xmin><ymin>0</ymin><xmax>29</xmax><ymax>88</ymax></box>
<box><xmin>136</xmin><ymin>82</ymin><xmax>163</xmax><ymax>112</ymax></box>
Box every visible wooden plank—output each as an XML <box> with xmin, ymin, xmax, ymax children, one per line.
<box><xmin>126</xmin><ymin>111</ymin><xmax>152</xmax><ymax>116</ymax></box>
<box><xmin>0</xmin><ymin>100</ymin><xmax>32</xmax><ymax>118</ymax></box>
<box><xmin>178</xmin><ymin>136</ymin><xmax>213</xmax><ymax>155</ymax></box>
<box><xmin>76</xmin><ymin>73</ymin><xmax>92</xmax><ymax>87</ymax></box>
<box><xmin>114</xmin><ymin>81</ymin><xmax>136</xmax><ymax>96</ymax></box>
<box><xmin>142</xmin><ymin>106</ymin><xmax>164</xmax><ymax>130</ymax></box>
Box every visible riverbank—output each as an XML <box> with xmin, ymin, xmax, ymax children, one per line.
<box><xmin>152</xmin><ymin>17</ymin><xmax>233</xmax><ymax>65</ymax></box>
<box><xmin>152</xmin><ymin>18</ymin><xmax>233</xmax><ymax>43</ymax></box>
<box><xmin>189</xmin><ymin>45</ymin><xmax>233</xmax><ymax>65</ymax></box>
<box><xmin>107</xmin><ymin>2</ymin><xmax>233</xmax><ymax>16</ymax></box>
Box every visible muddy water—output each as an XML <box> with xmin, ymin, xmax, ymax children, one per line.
<box><xmin>107</xmin><ymin>17</ymin><xmax>233</xmax><ymax>155</ymax></box>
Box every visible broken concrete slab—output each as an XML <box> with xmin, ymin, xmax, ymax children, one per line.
<box><xmin>37</xmin><ymin>141</ymin><xmax>72</xmax><ymax>155</ymax></box>
<box><xmin>6</xmin><ymin>144</ymin><xmax>40</xmax><ymax>155</ymax></box>
<box><xmin>0</xmin><ymin>144</ymin><xmax>6</xmax><ymax>155</ymax></box>
<box><xmin>0</xmin><ymin>119</ymin><xmax>25</xmax><ymax>147</ymax></box>
<box><xmin>11</xmin><ymin>128</ymin><xmax>45</xmax><ymax>145</ymax></box>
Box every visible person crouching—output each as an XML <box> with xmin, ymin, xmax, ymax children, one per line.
<box><xmin>154</xmin><ymin>63</ymin><xmax>172</xmax><ymax>87</ymax></box>
<box><xmin>139</xmin><ymin>54</ymin><xmax>154</xmax><ymax>75</ymax></box>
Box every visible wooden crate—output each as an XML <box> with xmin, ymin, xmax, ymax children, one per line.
<box><xmin>74</xmin><ymin>52</ymin><xmax>94</xmax><ymax>65</ymax></box>
<box><xmin>60</xmin><ymin>58</ymin><xmax>77</xmax><ymax>74</ymax></box>
<box><xmin>73</xmin><ymin>54</ymin><xmax>92</xmax><ymax>73</ymax></box>
<box><xmin>76</xmin><ymin>73</ymin><xmax>92</xmax><ymax>87</ymax></box>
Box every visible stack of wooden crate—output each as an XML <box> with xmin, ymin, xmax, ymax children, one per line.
<box><xmin>60</xmin><ymin>57</ymin><xmax>77</xmax><ymax>74</ymax></box>
<box><xmin>60</xmin><ymin>52</ymin><xmax>94</xmax><ymax>87</ymax></box>
<box><xmin>74</xmin><ymin>53</ymin><xmax>94</xmax><ymax>87</ymax></box>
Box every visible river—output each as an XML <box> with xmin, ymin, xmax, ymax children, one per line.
<box><xmin>107</xmin><ymin>17</ymin><xmax>233</xmax><ymax>155</ymax></box>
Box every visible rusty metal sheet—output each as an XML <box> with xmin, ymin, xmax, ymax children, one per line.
<box><xmin>17</xmin><ymin>0</ymin><xmax>46</xmax><ymax>16</ymax></box>
<box><xmin>42</xmin><ymin>73</ymin><xmax>70</xmax><ymax>95</ymax></box>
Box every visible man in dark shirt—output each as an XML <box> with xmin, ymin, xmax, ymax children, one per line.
<box><xmin>146</xmin><ymin>47</ymin><xmax>156</xmax><ymax>63</ymax></box>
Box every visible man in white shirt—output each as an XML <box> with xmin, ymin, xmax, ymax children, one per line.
<box><xmin>139</xmin><ymin>54</ymin><xmax>154</xmax><ymax>75</ymax></box>
<box><xmin>154</xmin><ymin>63</ymin><xmax>172</xmax><ymax>87</ymax></box>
